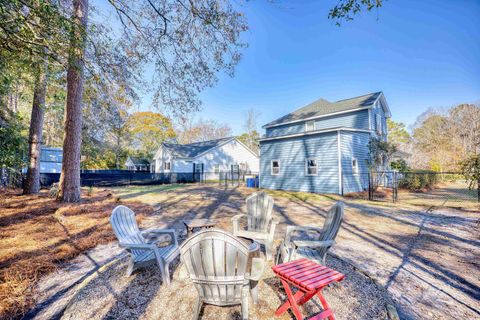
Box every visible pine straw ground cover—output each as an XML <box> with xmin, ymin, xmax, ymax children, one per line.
<box><xmin>0</xmin><ymin>188</ymin><xmax>153</xmax><ymax>319</ymax></box>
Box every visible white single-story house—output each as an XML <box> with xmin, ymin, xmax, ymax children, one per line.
<box><xmin>153</xmin><ymin>137</ymin><xmax>259</xmax><ymax>177</ymax></box>
<box><xmin>125</xmin><ymin>157</ymin><xmax>151</xmax><ymax>172</ymax></box>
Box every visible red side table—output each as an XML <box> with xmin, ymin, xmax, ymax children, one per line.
<box><xmin>272</xmin><ymin>258</ymin><xmax>345</xmax><ymax>320</ymax></box>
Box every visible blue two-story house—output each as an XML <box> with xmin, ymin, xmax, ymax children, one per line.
<box><xmin>259</xmin><ymin>91</ymin><xmax>391</xmax><ymax>194</ymax></box>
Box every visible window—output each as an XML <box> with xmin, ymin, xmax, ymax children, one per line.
<box><xmin>376</xmin><ymin>114</ymin><xmax>382</xmax><ymax>134</ymax></box>
<box><xmin>164</xmin><ymin>162</ymin><xmax>171</xmax><ymax>170</ymax></box>
<box><xmin>305</xmin><ymin>120</ymin><xmax>315</xmax><ymax>132</ymax></box>
<box><xmin>239</xmin><ymin>162</ymin><xmax>247</xmax><ymax>172</ymax></box>
<box><xmin>214</xmin><ymin>164</ymin><xmax>220</xmax><ymax>173</ymax></box>
<box><xmin>352</xmin><ymin>158</ymin><xmax>359</xmax><ymax>174</ymax></box>
<box><xmin>40</xmin><ymin>150</ymin><xmax>62</xmax><ymax>163</ymax></box>
<box><xmin>271</xmin><ymin>160</ymin><xmax>280</xmax><ymax>175</ymax></box>
<box><xmin>306</xmin><ymin>158</ymin><xmax>317</xmax><ymax>176</ymax></box>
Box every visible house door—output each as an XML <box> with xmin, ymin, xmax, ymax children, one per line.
<box><xmin>193</xmin><ymin>163</ymin><xmax>204</xmax><ymax>183</ymax></box>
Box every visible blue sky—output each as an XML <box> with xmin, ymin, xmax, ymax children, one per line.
<box><xmin>96</xmin><ymin>0</ymin><xmax>480</xmax><ymax>134</ymax></box>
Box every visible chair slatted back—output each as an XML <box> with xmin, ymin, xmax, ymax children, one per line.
<box><xmin>180</xmin><ymin>229</ymin><xmax>250</xmax><ymax>305</ymax></box>
<box><xmin>110</xmin><ymin>205</ymin><xmax>146</xmax><ymax>256</ymax></box>
<box><xmin>246</xmin><ymin>192</ymin><xmax>274</xmax><ymax>232</ymax></box>
<box><xmin>319</xmin><ymin>201</ymin><xmax>344</xmax><ymax>242</ymax></box>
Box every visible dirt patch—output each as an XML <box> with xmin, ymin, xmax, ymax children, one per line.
<box><xmin>62</xmin><ymin>255</ymin><xmax>389</xmax><ymax>320</ymax></box>
<box><xmin>0</xmin><ymin>188</ymin><xmax>153</xmax><ymax>319</ymax></box>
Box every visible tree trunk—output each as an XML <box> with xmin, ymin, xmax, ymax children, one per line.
<box><xmin>58</xmin><ymin>0</ymin><xmax>88</xmax><ymax>202</ymax></box>
<box><xmin>23</xmin><ymin>57</ymin><xmax>48</xmax><ymax>194</ymax></box>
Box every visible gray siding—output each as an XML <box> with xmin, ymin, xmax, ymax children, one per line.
<box><xmin>265</xmin><ymin>122</ymin><xmax>304</xmax><ymax>138</ymax></box>
<box><xmin>370</xmin><ymin>101</ymin><xmax>388</xmax><ymax>140</ymax></box>
<box><xmin>265</xmin><ymin>109</ymin><xmax>370</xmax><ymax>138</ymax></box>
<box><xmin>315</xmin><ymin>109</ymin><xmax>369</xmax><ymax>131</ymax></box>
<box><xmin>259</xmin><ymin>132</ymin><xmax>339</xmax><ymax>193</ymax></box>
<box><xmin>340</xmin><ymin>131</ymin><xmax>371</xmax><ymax>194</ymax></box>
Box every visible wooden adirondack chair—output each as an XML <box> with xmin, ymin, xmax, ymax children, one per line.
<box><xmin>232</xmin><ymin>192</ymin><xmax>278</xmax><ymax>260</ymax></box>
<box><xmin>180</xmin><ymin>229</ymin><xmax>265</xmax><ymax>320</ymax></box>
<box><xmin>110</xmin><ymin>205</ymin><xmax>180</xmax><ymax>284</ymax></box>
<box><xmin>276</xmin><ymin>201</ymin><xmax>344</xmax><ymax>265</ymax></box>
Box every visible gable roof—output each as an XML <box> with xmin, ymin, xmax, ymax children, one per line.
<box><xmin>162</xmin><ymin>137</ymin><xmax>234</xmax><ymax>158</ymax></box>
<box><xmin>264</xmin><ymin>91</ymin><xmax>387</xmax><ymax>128</ymax></box>
<box><xmin>126</xmin><ymin>157</ymin><xmax>150</xmax><ymax>166</ymax></box>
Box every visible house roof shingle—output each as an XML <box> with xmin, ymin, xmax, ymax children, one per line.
<box><xmin>264</xmin><ymin>92</ymin><xmax>383</xmax><ymax>127</ymax></box>
<box><xmin>162</xmin><ymin>137</ymin><xmax>233</xmax><ymax>158</ymax></box>
<box><xmin>128</xmin><ymin>157</ymin><xmax>150</xmax><ymax>165</ymax></box>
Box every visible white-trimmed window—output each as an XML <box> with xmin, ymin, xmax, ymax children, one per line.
<box><xmin>305</xmin><ymin>120</ymin><xmax>315</xmax><ymax>132</ymax></box>
<box><xmin>214</xmin><ymin>164</ymin><xmax>220</xmax><ymax>173</ymax></box>
<box><xmin>306</xmin><ymin>158</ymin><xmax>317</xmax><ymax>176</ymax></box>
<box><xmin>376</xmin><ymin>114</ymin><xmax>382</xmax><ymax>135</ymax></box>
<box><xmin>271</xmin><ymin>160</ymin><xmax>280</xmax><ymax>175</ymax></box>
<box><xmin>352</xmin><ymin>158</ymin><xmax>359</xmax><ymax>174</ymax></box>
<box><xmin>164</xmin><ymin>162</ymin><xmax>171</xmax><ymax>170</ymax></box>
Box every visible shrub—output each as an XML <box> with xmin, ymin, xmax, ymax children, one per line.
<box><xmin>390</xmin><ymin>159</ymin><xmax>409</xmax><ymax>171</ymax></box>
<box><xmin>398</xmin><ymin>170</ymin><xmax>439</xmax><ymax>191</ymax></box>
<box><xmin>49</xmin><ymin>183</ymin><xmax>60</xmax><ymax>198</ymax></box>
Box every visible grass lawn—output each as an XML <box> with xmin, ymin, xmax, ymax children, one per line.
<box><xmin>109</xmin><ymin>184</ymin><xmax>185</xmax><ymax>204</ymax></box>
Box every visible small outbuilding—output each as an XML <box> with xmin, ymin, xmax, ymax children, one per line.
<box><xmin>125</xmin><ymin>157</ymin><xmax>151</xmax><ymax>172</ymax></box>
<box><xmin>40</xmin><ymin>147</ymin><xmax>63</xmax><ymax>173</ymax></box>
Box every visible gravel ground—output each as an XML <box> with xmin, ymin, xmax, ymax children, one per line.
<box><xmin>62</xmin><ymin>254</ymin><xmax>389</xmax><ymax>320</ymax></box>
<box><xmin>29</xmin><ymin>185</ymin><xmax>479</xmax><ymax>319</ymax></box>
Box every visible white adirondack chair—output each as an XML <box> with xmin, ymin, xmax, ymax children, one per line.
<box><xmin>110</xmin><ymin>205</ymin><xmax>180</xmax><ymax>284</ymax></box>
<box><xmin>232</xmin><ymin>192</ymin><xmax>278</xmax><ymax>260</ymax></box>
<box><xmin>180</xmin><ymin>229</ymin><xmax>265</xmax><ymax>320</ymax></box>
<box><xmin>276</xmin><ymin>201</ymin><xmax>344</xmax><ymax>265</ymax></box>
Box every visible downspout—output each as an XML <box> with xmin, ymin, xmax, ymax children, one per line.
<box><xmin>258</xmin><ymin>143</ymin><xmax>261</xmax><ymax>189</ymax></box>
<box><xmin>337</xmin><ymin>130</ymin><xmax>342</xmax><ymax>195</ymax></box>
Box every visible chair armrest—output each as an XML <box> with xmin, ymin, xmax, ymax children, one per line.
<box><xmin>141</xmin><ymin>229</ymin><xmax>178</xmax><ymax>246</ymax></box>
<box><xmin>231</xmin><ymin>213</ymin><xmax>247</xmax><ymax>221</ymax></box>
<box><xmin>285</xmin><ymin>225</ymin><xmax>323</xmax><ymax>244</ymax></box>
<box><xmin>268</xmin><ymin>218</ymin><xmax>279</xmax><ymax>240</ymax></box>
<box><xmin>292</xmin><ymin>240</ymin><xmax>335</xmax><ymax>248</ymax></box>
<box><xmin>246</xmin><ymin>257</ymin><xmax>265</xmax><ymax>281</ymax></box>
<box><xmin>119</xmin><ymin>242</ymin><xmax>155</xmax><ymax>250</ymax></box>
<box><xmin>232</xmin><ymin>214</ymin><xmax>247</xmax><ymax>234</ymax></box>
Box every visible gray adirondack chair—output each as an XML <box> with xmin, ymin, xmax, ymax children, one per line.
<box><xmin>232</xmin><ymin>192</ymin><xmax>278</xmax><ymax>260</ymax></box>
<box><xmin>276</xmin><ymin>201</ymin><xmax>344</xmax><ymax>265</ymax></box>
<box><xmin>110</xmin><ymin>205</ymin><xmax>179</xmax><ymax>284</ymax></box>
<box><xmin>180</xmin><ymin>229</ymin><xmax>265</xmax><ymax>320</ymax></box>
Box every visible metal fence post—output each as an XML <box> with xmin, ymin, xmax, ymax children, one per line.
<box><xmin>393</xmin><ymin>171</ymin><xmax>397</xmax><ymax>203</ymax></box>
<box><xmin>478</xmin><ymin>178</ymin><xmax>480</xmax><ymax>203</ymax></box>
<box><xmin>368</xmin><ymin>172</ymin><xmax>373</xmax><ymax>201</ymax></box>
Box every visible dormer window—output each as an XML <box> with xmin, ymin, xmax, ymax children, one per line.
<box><xmin>305</xmin><ymin>120</ymin><xmax>315</xmax><ymax>132</ymax></box>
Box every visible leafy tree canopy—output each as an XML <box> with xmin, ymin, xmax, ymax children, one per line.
<box><xmin>367</xmin><ymin>137</ymin><xmax>397</xmax><ymax>170</ymax></box>
<box><xmin>460</xmin><ymin>154</ymin><xmax>480</xmax><ymax>191</ymax></box>
<box><xmin>328</xmin><ymin>0</ymin><xmax>384</xmax><ymax>25</ymax></box>
<box><xmin>387</xmin><ymin>118</ymin><xmax>410</xmax><ymax>146</ymax></box>
<box><xmin>126</xmin><ymin>111</ymin><xmax>176</xmax><ymax>157</ymax></box>
<box><xmin>176</xmin><ymin>118</ymin><xmax>232</xmax><ymax>144</ymax></box>
<box><xmin>0</xmin><ymin>111</ymin><xmax>27</xmax><ymax>168</ymax></box>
